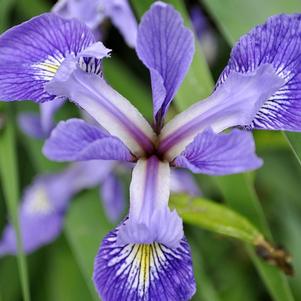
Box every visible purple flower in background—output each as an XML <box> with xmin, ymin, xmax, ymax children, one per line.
<box><xmin>190</xmin><ymin>5</ymin><xmax>218</xmax><ymax>65</ymax></box>
<box><xmin>0</xmin><ymin>161</ymin><xmax>115</xmax><ymax>255</ymax></box>
<box><xmin>1</xmin><ymin>1</ymin><xmax>301</xmax><ymax>300</ymax></box>
<box><xmin>53</xmin><ymin>0</ymin><xmax>138</xmax><ymax>47</ymax></box>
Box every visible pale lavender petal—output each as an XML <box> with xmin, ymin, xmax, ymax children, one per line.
<box><xmin>190</xmin><ymin>6</ymin><xmax>218</xmax><ymax>65</ymax></box>
<box><xmin>175</xmin><ymin>129</ymin><xmax>262</xmax><ymax>175</ymax></box>
<box><xmin>0</xmin><ymin>13</ymin><xmax>95</xmax><ymax>102</ymax></box>
<box><xmin>170</xmin><ymin>169</ymin><xmax>201</xmax><ymax>197</ymax></box>
<box><xmin>218</xmin><ymin>14</ymin><xmax>301</xmax><ymax>131</ymax></box>
<box><xmin>46</xmin><ymin>61</ymin><xmax>156</xmax><ymax>156</ymax></box>
<box><xmin>18</xmin><ymin>113</ymin><xmax>44</xmax><ymax>139</ymax></box>
<box><xmin>40</xmin><ymin>100</ymin><xmax>65</xmax><ymax>136</ymax></box>
<box><xmin>0</xmin><ymin>214</ymin><xmax>63</xmax><ymax>255</ymax></box>
<box><xmin>117</xmin><ymin>156</ymin><xmax>183</xmax><ymax>248</ymax></box>
<box><xmin>159</xmin><ymin>64</ymin><xmax>284</xmax><ymax>160</ymax></box>
<box><xmin>53</xmin><ymin>0</ymin><xmax>104</xmax><ymax>30</ymax></box>
<box><xmin>0</xmin><ymin>174</ymin><xmax>71</xmax><ymax>255</ymax></box>
<box><xmin>56</xmin><ymin>160</ymin><xmax>115</xmax><ymax>197</ymax></box>
<box><xmin>101</xmin><ymin>174</ymin><xmax>125</xmax><ymax>222</ymax></box>
<box><xmin>136</xmin><ymin>2</ymin><xmax>194</xmax><ymax>127</ymax></box>
<box><xmin>103</xmin><ymin>0</ymin><xmax>138</xmax><ymax>47</ymax></box>
<box><xmin>43</xmin><ymin>118</ymin><xmax>134</xmax><ymax>162</ymax></box>
<box><xmin>93</xmin><ymin>226</ymin><xmax>196</xmax><ymax>301</ymax></box>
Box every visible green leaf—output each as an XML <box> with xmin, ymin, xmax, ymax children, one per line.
<box><xmin>0</xmin><ymin>0</ymin><xmax>15</xmax><ymax>32</ymax></box>
<box><xmin>131</xmin><ymin>0</ymin><xmax>214</xmax><ymax>110</ymax></box>
<box><xmin>170</xmin><ymin>194</ymin><xmax>261</xmax><ymax>244</ymax></box>
<box><xmin>202</xmin><ymin>0</ymin><xmax>301</xmax><ymax>44</ymax></box>
<box><xmin>64</xmin><ymin>189</ymin><xmax>112</xmax><ymax>301</ymax></box>
<box><xmin>43</xmin><ymin>237</ymin><xmax>94</xmax><ymax>301</ymax></box>
<box><xmin>0</xmin><ymin>105</ymin><xmax>31</xmax><ymax>301</ymax></box>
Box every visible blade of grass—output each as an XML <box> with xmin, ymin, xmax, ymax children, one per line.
<box><xmin>0</xmin><ymin>105</ymin><xmax>31</xmax><ymax>301</ymax></box>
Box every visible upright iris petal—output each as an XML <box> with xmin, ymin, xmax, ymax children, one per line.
<box><xmin>218</xmin><ymin>14</ymin><xmax>301</xmax><ymax>131</ymax></box>
<box><xmin>136</xmin><ymin>1</ymin><xmax>194</xmax><ymax>129</ymax></box>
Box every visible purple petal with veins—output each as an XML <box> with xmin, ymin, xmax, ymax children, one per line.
<box><xmin>159</xmin><ymin>64</ymin><xmax>284</xmax><ymax>160</ymax></box>
<box><xmin>0</xmin><ymin>13</ymin><xmax>95</xmax><ymax>102</ymax></box>
<box><xmin>175</xmin><ymin>129</ymin><xmax>262</xmax><ymax>175</ymax></box>
<box><xmin>218</xmin><ymin>14</ymin><xmax>301</xmax><ymax>131</ymax></box>
<box><xmin>43</xmin><ymin>118</ymin><xmax>134</xmax><ymax>162</ymax></box>
<box><xmin>46</xmin><ymin>61</ymin><xmax>156</xmax><ymax>156</ymax></box>
<box><xmin>136</xmin><ymin>2</ymin><xmax>194</xmax><ymax>128</ymax></box>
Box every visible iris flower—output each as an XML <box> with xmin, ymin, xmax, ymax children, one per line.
<box><xmin>1</xmin><ymin>1</ymin><xmax>301</xmax><ymax>300</ymax></box>
<box><xmin>53</xmin><ymin>0</ymin><xmax>138</xmax><ymax>47</ymax></box>
<box><xmin>0</xmin><ymin>161</ymin><xmax>116</xmax><ymax>255</ymax></box>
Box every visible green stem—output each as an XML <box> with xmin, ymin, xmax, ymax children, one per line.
<box><xmin>0</xmin><ymin>105</ymin><xmax>31</xmax><ymax>301</ymax></box>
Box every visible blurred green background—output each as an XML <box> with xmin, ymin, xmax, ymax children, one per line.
<box><xmin>0</xmin><ymin>1</ymin><xmax>301</xmax><ymax>301</ymax></box>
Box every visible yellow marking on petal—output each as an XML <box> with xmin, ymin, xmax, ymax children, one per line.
<box><xmin>38</xmin><ymin>62</ymin><xmax>60</xmax><ymax>73</ymax></box>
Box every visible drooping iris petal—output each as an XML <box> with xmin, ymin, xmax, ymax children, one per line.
<box><xmin>218</xmin><ymin>14</ymin><xmax>301</xmax><ymax>131</ymax></box>
<box><xmin>46</xmin><ymin>62</ymin><xmax>156</xmax><ymax>156</ymax></box>
<box><xmin>117</xmin><ymin>156</ymin><xmax>183</xmax><ymax>248</ymax></box>
<box><xmin>101</xmin><ymin>173</ymin><xmax>125</xmax><ymax>222</ymax></box>
<box><xmin>43</xmin><ymin>118</ymin><xmax>134</xmax><ymax>162</ymax></box>
<box><xmin>18</xmin><ymin>113</ymin><xmax>45</xmax><ymax>139</ymax></box>
<box><xmin>159</xmin><ymin>64</ymin><xmax>284</xmax><ymax>160</ymax></box>
<box><xmin>103</xmin><ymin>0</ymin><xmax>138</xmax><ymax>47</ymax></box>
<box><xmin>136</xmin><ymin>2</ymin><xmax>194</xmax><ymax>127</ymax></box>
<box><xmin>0</xmin><ymin>13</ymin><xmax>95</xmax><ymax>102</ymax></box>
<box><xmin>93</xmin><ymin>226</ymin><xmax>196</xmax><ymax>301</ymax></box>
<box><xmin>175</xmin><ymin>129</ymin><xmax>262</xmax><ymax>175</ymax></box>
<box><xmin>170</xmin><ymin>169</ymin><xmax>201</xmax><ymax>197</ymax></box>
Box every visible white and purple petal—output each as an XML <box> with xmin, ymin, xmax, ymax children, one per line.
<box><xmin>117</xmin><ymin>156</ymin><xmax>183</xmax><ymax>248</ymax></box>
<box><xmin>218</xmin><ymin>14</ymin><xmax>301</xmax><ymax>131</ymax></box>
<box><xmin>175</xmin><ymin>129</ymin><xmax>262</xmax><ymax>175</ymax></box>
<box><xmin>46</xmin><ymin>63</ymin><xmax>156</xmax><ymax>156</ymax></box>
<box><xmin>136</xmin><ymin>2</ymin><xmax>194</xmax><ymax>128</ymax></box>
<box><xmin>159</xmin><ymin>64</ymin><xmax>284</xmax><ymax>160</ymax></box>
<box><xmin>43</xmin><ymin>118</ymin><xmax>134</xmax><ymax>162</ymax></box>
<box><xmin>0</xmin><ymin>13</ymin><xmax>95</xmax><ymax>102</ymax></box>
<box><xmin>93</xmin><ymin>226</ymin><xmax>196</xmax><ymax>301</ymax></box>
<box><xmin>18</xmin><ymin>112</ymin><xmax>45</xmax><ymax>139</ymax></box>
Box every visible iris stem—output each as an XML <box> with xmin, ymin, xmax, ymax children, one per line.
<box><xmin>0</xmin><ymin>105</ymin><xmax>31</xmax><ymax>301</ymax></box>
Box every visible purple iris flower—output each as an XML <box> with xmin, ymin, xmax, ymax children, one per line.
<box><xmin>1</xmin><ymin>1</ymin><xmax>301</xmax><ymax>300</ymax></box>
<box><xmin>0</xmin><ymin>160</ymin><xmax>115</xmax><ymax>255</ymax></box>
<box><xmin>52</xmin><ymin>0</ymin><xmax>138</xmax><ymax>47</ymax></box>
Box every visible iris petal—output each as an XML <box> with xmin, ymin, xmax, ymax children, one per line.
<box><xmin>218</xmin><ymin>14</ymin><xmax>301</xmax><ymax>131</ymax></box>
<box><xmin>93</xmin><ymin>226</ymin><xmax>196</xmax><ymax>301</ymax></box>
<box><xmin>0</xmin><ymin>13</ymin><xmax>95</xmax><ymax>102</ymax></box>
